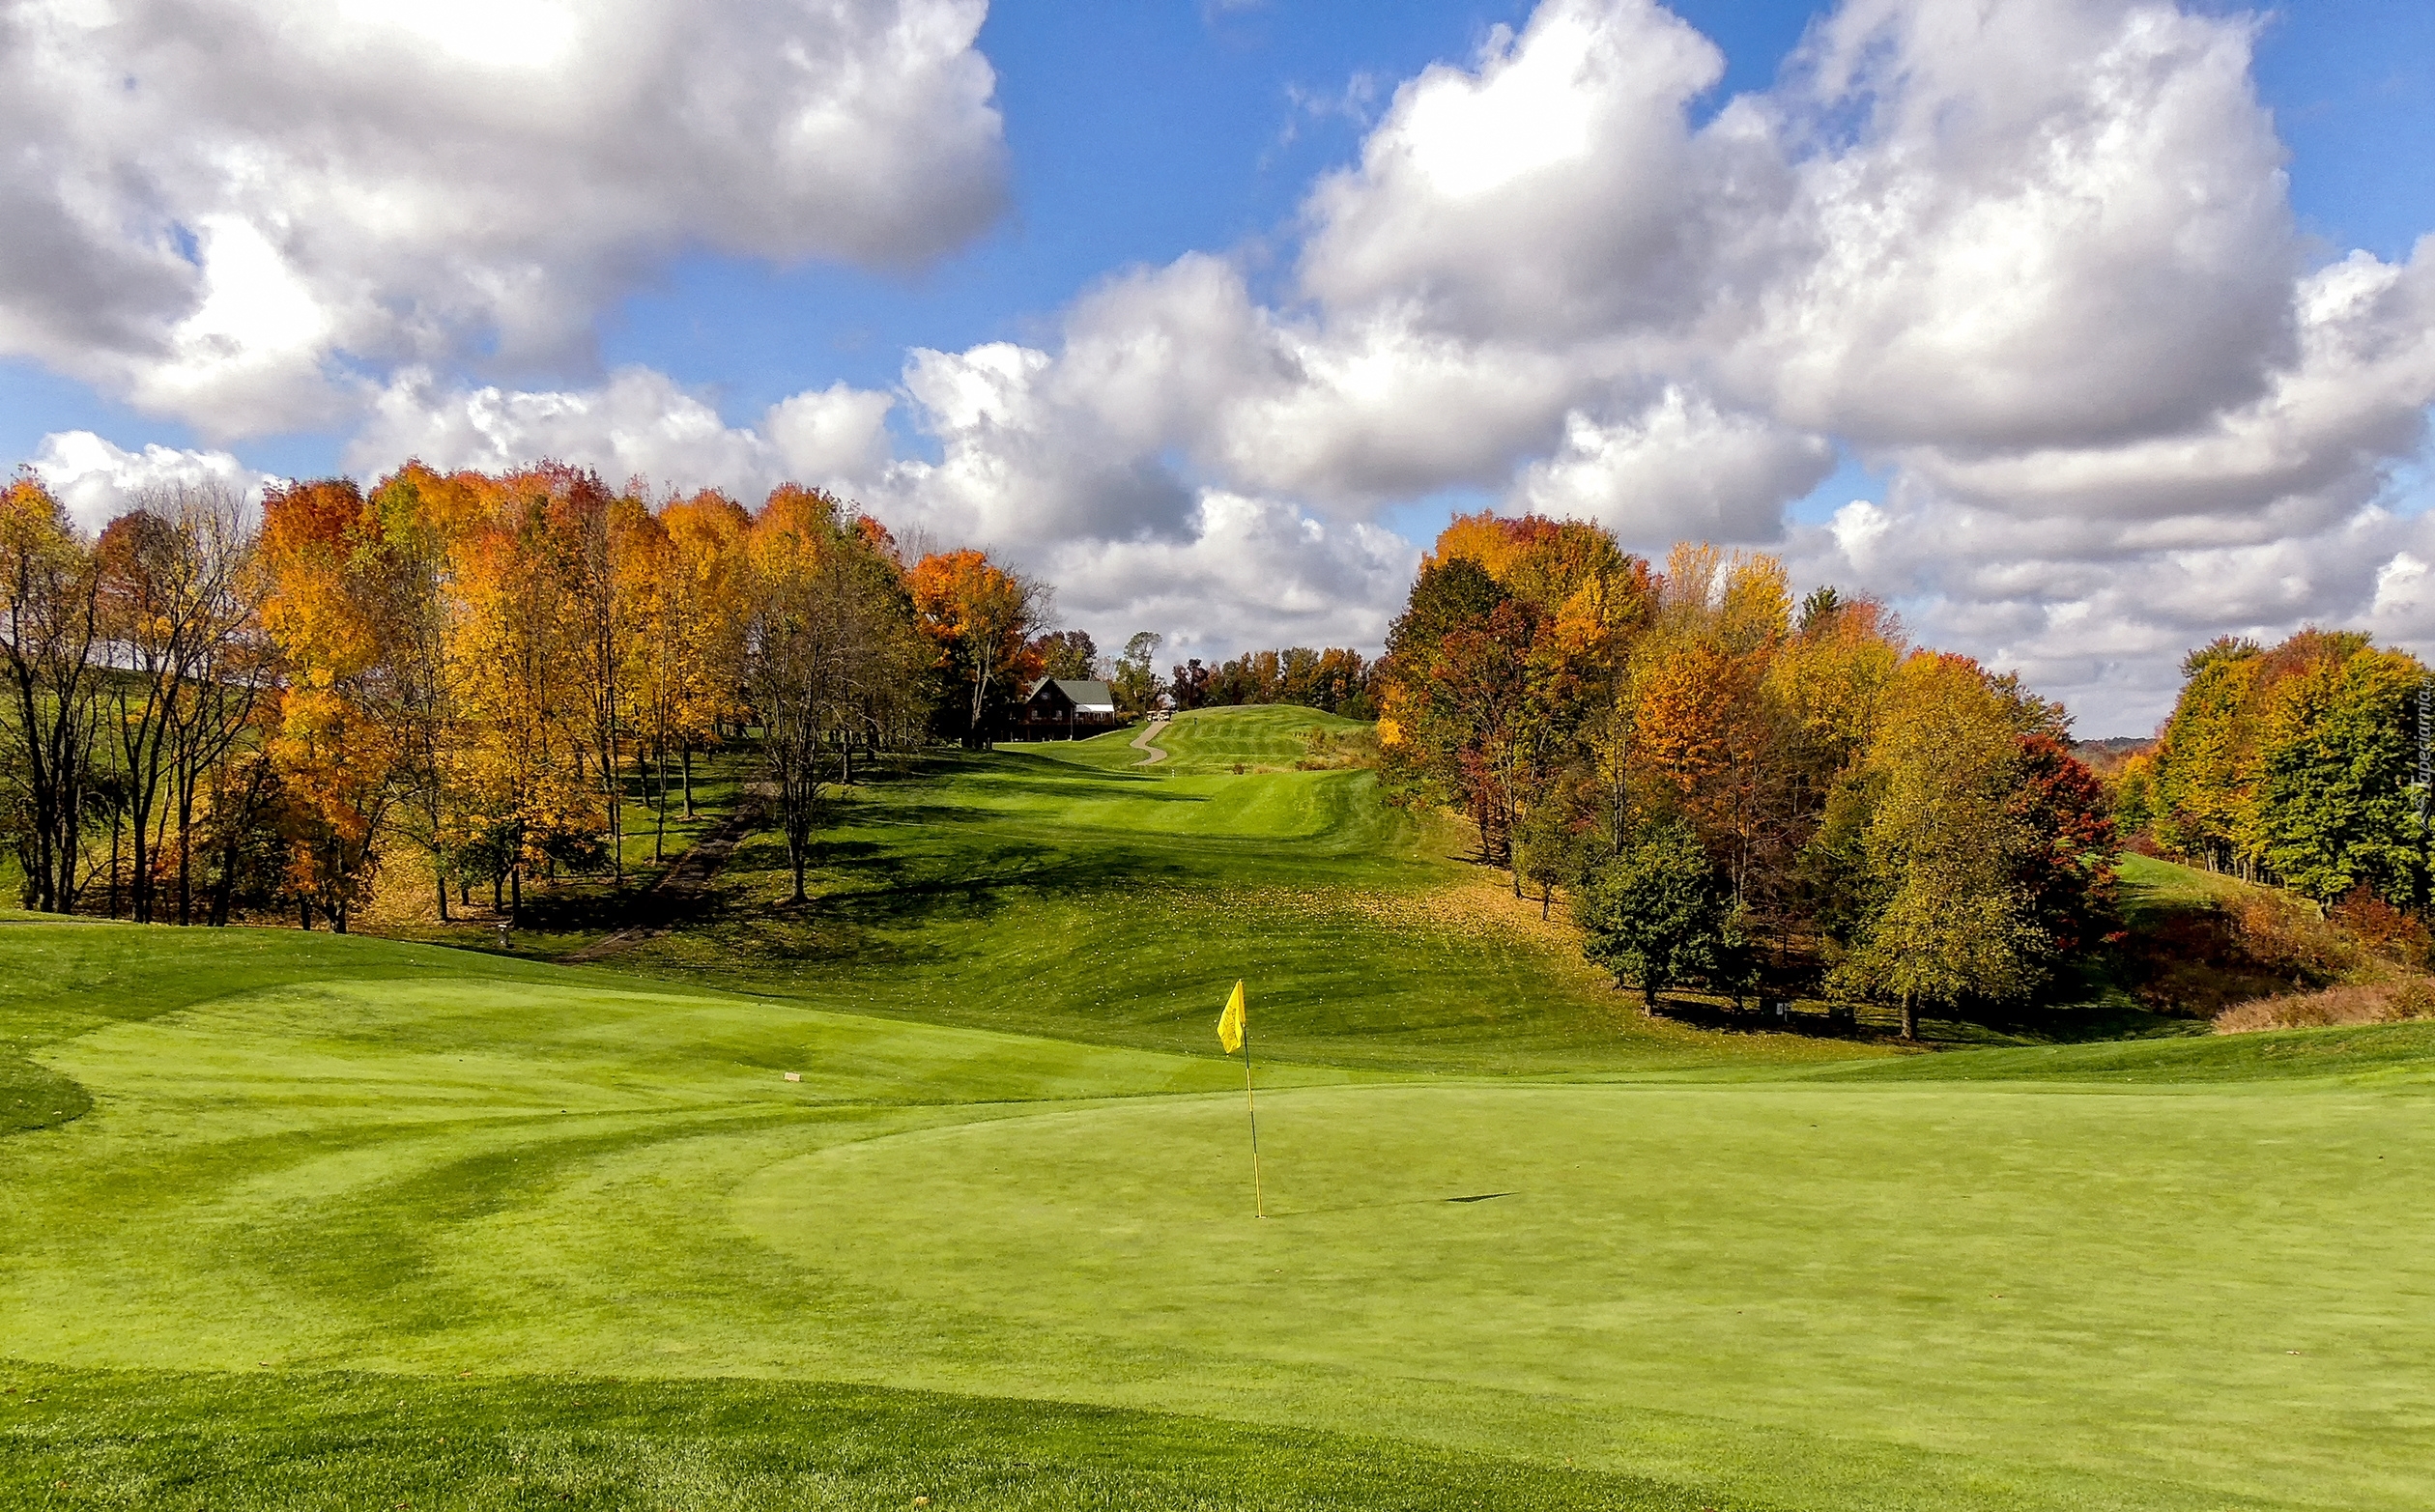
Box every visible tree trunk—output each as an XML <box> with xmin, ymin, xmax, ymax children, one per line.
<box><xmin>1901</xmin><ymin>991</ymin><xmax>1918</xmax><ymax>1041</ymax></box>
<box><xmin>682</xmin><ymin>744</ymin><xmax>695</xmax><ymax>819</ymax></box>
<box><xmin>176</xmin><ymin>784</ymin><xmax>194</xmax><ymax>926</ymax></box>
<box><xmin>130</xmin><ymin>796</ymin><xmax>150</xmax><ymax>923</ymax></box>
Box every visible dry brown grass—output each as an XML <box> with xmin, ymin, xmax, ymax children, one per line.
<box><xmin>2214</xmin><ymin>978</ymin><xmax>2435</xmax><ymax>1033</ymax></box>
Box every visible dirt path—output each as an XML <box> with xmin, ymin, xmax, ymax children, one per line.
<box><xmin>562</xmin><ymin>787</ymin><xmax>768</xmax><ymax>963</ymax></box>
<box><xmin>1131</xmin><ymin>717</ymin><xmax>1171</xmax><ymax>766</ymax></box>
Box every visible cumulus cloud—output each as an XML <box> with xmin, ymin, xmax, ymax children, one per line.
<box><xmin>28</xmin><ymin>431</ymin><xmax>277</xmax><ymax>533</ymax></box>
<box><xmin>345</xmin><ymin>367</ymin><xmax>897</xmax><ymax>503</ymax></box>
<box><xmin>1896</xmin><ymin>247</ymin><xmax>2435</xmax><ymax>539</ymax></box>
<box><xmin>0</xmin><ymin>0</ymin><xmax>1005</xmax><ymax>437</ymax></box>
<box><xmin>1718</xmin><ymin>0</ymin><xmax>2298</xmax><ymax>451</ymax></box>
<box><xmin>1511</xmin><ymin>387</ymin><xmax>1833</xmax><ymax>547</ymax></box>
<box><xmin>1299</xmin><ymin>0</ymin><xmax>1738</xmax><ymax>342</ymax></box>
<box><xmin>1037</xmin><ymin>493</ymin><xmax>1420</xmax><ymax>661</ymax></box>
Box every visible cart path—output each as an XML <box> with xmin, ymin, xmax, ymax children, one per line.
<box><xmin>1131</xmin><ymin>717</ymin><xmax>1170</xmax><ymax>766</ymax></box>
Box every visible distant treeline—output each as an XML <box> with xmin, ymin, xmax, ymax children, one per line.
<box><xmin>1372</xmin><ymin>511</ymin><xmax>2115</xmax><ymax>1036</ymax></box>
<box><xmin>1169</xmin><ymin>646</ymin><xmax>1375</xmax><ymax>717</ymax></box>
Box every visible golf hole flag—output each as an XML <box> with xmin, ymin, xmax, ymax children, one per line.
<box><xmin>1218</xmin><ymin>980</ymin><xmax>1264</xmax><ymax>1216</ymax></box>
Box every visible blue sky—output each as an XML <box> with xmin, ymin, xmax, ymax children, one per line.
<box><xmin>14</xmin><ymin>2</ymin><xmax>2423</xmax><ymax>480</ymax></box>
<box><xmin>6</xmin><ymin>0</ymin><xmax>2434</xmax><ymax>730</ymax></box>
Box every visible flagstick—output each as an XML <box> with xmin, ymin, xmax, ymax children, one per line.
<box><xmin>1244</xmin><ymin>1017</ymin><xmax>1265</xmax><ymax>1219</ymax></box>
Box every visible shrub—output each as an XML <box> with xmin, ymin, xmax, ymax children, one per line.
<box><xmin>2330</xmin><ymin>886</ymin><xmax>2434</xmax><ymax>968</ymax></box>
<box><xmin>2227</xmin><ymin>894</ymin><xmax>2354</xmax><ymax>981</ymax></box>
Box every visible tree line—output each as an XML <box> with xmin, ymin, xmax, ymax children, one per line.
<box><xmin>2121</xmin><ymin>629</ymin><xmax>2433</xmax><ymax>909</ymax></box>
<box><xmin>0</xmin><ymin>464</ymin><xmax>1066</xmax><ymax>928</ymax></box>
<box><xmin>1373</xmin><ymin>512</ymin><xmax>2116</xmax><ymax>1036</ymax></box>
<box><xmin>1166</xmin><ymin>645</ymin><xmax>1374</xmax><ymax>716</ymax></box>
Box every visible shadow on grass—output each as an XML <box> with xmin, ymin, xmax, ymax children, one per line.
<box><xmin>1646</xmin><ymin>996</ymin><xmax>1880</xmax><ymax>1041</ymax></box>
<box><xmin>0</xmin><ymin>1052</ymin><xmax>92</xmax><ymax>1136</ymax></box>
<box><xmin>0</xmin><ymin>1362</ymin><xmax>1722</xmax><ymax>1512</ymax></box>
<box><xmin>675</xmin><ymin>839</ymin><xmax>1204</xmax><ymax>971</ymax></box>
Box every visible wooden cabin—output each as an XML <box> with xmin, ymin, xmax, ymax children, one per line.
<box><xmin>1015</xmin><ymin>677</ymin><xmax>1123</xmax><ymax>739</ymax></box>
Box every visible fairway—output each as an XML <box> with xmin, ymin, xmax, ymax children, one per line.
<box><xmin>7</xmin><ymin>711</ymin><xmax>2434</xmax><ymax>1511</ymax></box>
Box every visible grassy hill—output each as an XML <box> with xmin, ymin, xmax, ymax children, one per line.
<box><xmin>6</xmin><ymin>708</ymin><xmax>2432</xmax><ymax>1512</ymax></box>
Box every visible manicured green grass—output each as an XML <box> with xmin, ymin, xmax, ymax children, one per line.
<box><xmin>619</xmin><ymin>716</ymin><xmax>1864</xmax><ymax>1075</ymax></box>
<box><xmin>2116</xmin><ymin>850</ymin><xmax>2263</xmax><ymax>913</ymax></box>
<box><xmin>6</xmin><ymin>709</ymin><xmax>2433</xmax><ymax>1511</ymax></box>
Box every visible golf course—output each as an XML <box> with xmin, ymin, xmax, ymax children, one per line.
<box><xmin>5</xmin><ymin>707</ymin><xmax>2431</xmax><ymax>1511</ymax></box>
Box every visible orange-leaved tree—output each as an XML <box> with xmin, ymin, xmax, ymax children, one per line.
<box><xmin>907</xmin><ymin>548</ymin><xmax>1046</xmax><ymax>749</ymax></box>
<box><xmin>744</xmin><ymin>485</ymin><xmax>924</xmax><ymax>899</ymax></box>
<box><xmin>658</xmin><ymin>490</ymin><xmax>753</xmax><ymax>816</ymax></box>
<box><xmin>257</xmin><ymin>478</ymin><xmax>412</xmax><ymax>932</ymax></box>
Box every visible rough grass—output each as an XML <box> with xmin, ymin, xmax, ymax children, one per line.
<box><xmin>2216</xmin><ymin>979</ymin><xmax>2435</xmax><ymax>1033</ymax></box>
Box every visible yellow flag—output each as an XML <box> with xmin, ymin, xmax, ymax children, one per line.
<box><xmin>1217</xmin><ymin>980</ymin><xmax>1246</xmax><ymax>1054</ymax></box>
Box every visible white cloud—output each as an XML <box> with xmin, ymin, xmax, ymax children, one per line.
<box><xmin>0</xmin><ymin>0</ymin><xmax>1005</xmax><ymax>437</ymax></box>
<box><xmin>346</xmin><ymin>367</ymin><xmax>897</xmax><ymax>503</ymax></box>
<box><xmin>1510</xmin><ymin>387</ymin><xmax>1833</xmax><ymax>547</ymax></box>
<box><xmin>1039</xmin><ymin>493</ymin><xmax>1420</xmax><ymax>659</ymax></box>
<box><xmin>1298</xmin><ymin>0</ymin><xmax>1735</xmax><ymax>341</ymax></box>
<box><xmin>1719</xmin><ymin>0</ymin><xmax>2298</xmax><ymax>451</ymax></box>
<box><xmin>28</xmin><ymin>431</ymin><xmax>277</xmax><ymax>533</ymax></box>
<box><xmin>1892</xmin><ymin>246</ymin><xmax>2435</xmax><ymax>540</ymax></box>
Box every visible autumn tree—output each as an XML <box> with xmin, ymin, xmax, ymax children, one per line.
<box><xmin>2009</xmin><ymin>734</ymin><xmax>2120</xmax><ymax>958</ymax></box>
<box><xmin>658</xmin><ymin>490</ymin><xmax>752</xmax><ymax>817</ymax></box>
<box><xmin>1032</xmin><ymin>629</ymin><xmax>1100</xmax><ymax>681</ymax></box>
<box><xmin>95</xmin><ymin>482</ymin><xmax>266</xmax><ymax>925</ymax></box>
<box><xmin>443</xmin><ymin>471</ymin><xmax>603</xmax><ymax>920</ymax></box>
<box><xmin>0</xmin><ymin>472</ymin><xmax>105</xmax><ymax>911</ymax></box>
<box><xmin>1169</xmin><ymin>657</ymin><xmax>1212</xmax><ymax>710</ymax></box>
<box><xmin>1830</xmin><ymin>654</ymin><xmax>2046</xmax><ymax>1038</ymax></box>
<box><xmin>745</xmin><ymin>486</ymin><xmax>926</xmax><ymax>901</ymax></box>
<box><xmin>909</xmin><ymin>549</ymin><xmax>1046</xmax><ymax>749</ymax></box>
<box><xmin>2249</xmin><ymin>642</ymin><xmax>2427</xmax><ymax>905</ymax></box>
<box><xmin>257</xmin><ymin>478</ymin><xmax>405</xmax><ymax>931</ymax></box>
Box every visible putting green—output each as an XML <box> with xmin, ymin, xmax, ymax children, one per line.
<box><xmin>737</xmin><ymin>1079</ymin><xmax>2435</xmax><ymax>1510</ymax></box>
<box><xmin>6</xmin><ymin>711</ymin><xmax>2433</xmax><ymax>1511</ymax></box>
